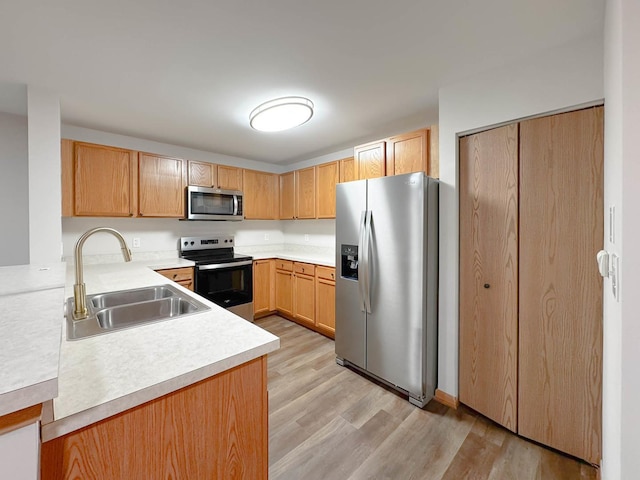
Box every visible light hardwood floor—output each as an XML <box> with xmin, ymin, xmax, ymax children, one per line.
<box><xmin>257</xmin><ymin>315</ymin><xmax>598</xmax><ymax>480</ymax></box>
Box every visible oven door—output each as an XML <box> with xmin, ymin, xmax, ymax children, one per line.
<box><xmin>195</xmin><ymin>260</ymin><xmax>253</xmax><ymax>310</ymax></box>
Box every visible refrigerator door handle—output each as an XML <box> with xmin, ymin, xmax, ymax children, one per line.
<box><xmin>363</xmin><ymin>210</ymin><xmax>372</xmax><ymax>314</ymax></box>
<box><xmin>358</xmin><ymin>211</ymin><xmax>367</xmax><ymax>312</ymax></box>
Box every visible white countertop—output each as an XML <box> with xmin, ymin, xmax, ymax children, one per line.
<box><xmin>34</xmin><ymin>260</ymin><xmax>278</xmax><ymax>441</ymax></box>
<box><xmin>238</xmin><ymin>247</ymin><xmax>335</xmax><ymax>267</ymax></box>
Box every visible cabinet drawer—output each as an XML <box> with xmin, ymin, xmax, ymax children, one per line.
<box><xmin>156</xmin><ymin>267</ymin><xmax>194</xmax><ymax>282</ymax></box>
<box><xmin>294</xmin><ymin>262</ymin><xmax>315</xmax><ymax>276</ymax></box>
<box><xmin>316</xmin><ymin>266</ymin><xmax>335</xmax><ymax>281</ymax></box>
<box><xmin>275</xmin><ymin>260</ymin><xmax>293</xmax><ymax>271</ymax></box>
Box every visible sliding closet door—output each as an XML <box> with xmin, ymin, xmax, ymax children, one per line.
<box><xmin>459</xmin><ymin>124</ymin><xmax>519</xmax><ymax>432</ymax></box>
<box><xmin>519</xmin><ymin>106</ymin><xmax>603</xmax><ymax>464</ymax></box>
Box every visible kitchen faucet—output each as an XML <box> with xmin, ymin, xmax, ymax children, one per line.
<box><xmin>73</xmin><ymin>227</ymin><xmax>132</xmax><ymax>319</ymax></box>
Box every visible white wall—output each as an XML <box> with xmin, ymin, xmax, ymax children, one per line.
<box><xmin>28</xmin><ymin>87</ymin><xmax>61</xmax><ymax>264</ymax></box>
<box><xmin>61</xmin><ymin>217</ymin><xmax>286</xmax><ymax>257</ymax></box>
<box><xmin>61</xmin><ymin>124</ymin><xmax>282</xmax><ymax>174</ymax></box>
<box><xmin>437</xmin><ymin>33</ymin><xmax>604</xmax><ymax>400</ymax></box>
<box><xmin>603</xmin><ymin>0</ymin><xmax>640</xmax><ymax>478</ymax></box>
<box><xmin>0</xmin><ymin>109</ymin><xmax>29</xmax><ymax>266</ymax></box>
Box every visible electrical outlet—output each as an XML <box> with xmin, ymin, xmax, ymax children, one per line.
<box><xmin>132</xmin><ymin>237</ymin><xmax>141</xmax><ymax>248</ymax></box>
<box><xmin>264</xmin><ymin>233</ymin><xmax>269</xmax><ymax>241</ymax></box>
<box><xmin>304</xmin><ymin>234</ymin><xmax>309</xmax><ymax>242</ymax></box>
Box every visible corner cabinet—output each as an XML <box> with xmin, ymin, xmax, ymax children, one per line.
<box><xmin>243</xmin><ymin>169</ymin><xmax>279</xmax><ymax>220</ymax></box>
<box><xmin>155</xmin><ymin>267</ymin><xmax>194</xmax><ymax>291</ymax></box>
<box><xmin>138</xmin><ymin>153</ymin><xmax>185</xmax><ymax>218</ymax></box>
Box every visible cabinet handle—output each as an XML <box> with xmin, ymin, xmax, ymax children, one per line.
<box><xmin>173</xmin><ymin>274</ymin><xmax>178</xmax><ymax>279</ymax></box>
<box><xmin>484</xmin><ymin>283</ymin><xmax>490</xmax><ymax>289</ymax></box>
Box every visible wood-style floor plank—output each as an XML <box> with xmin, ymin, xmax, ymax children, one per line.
<box><xmin>257</xmin><ymin>316</ymin><xmax>598</xmax><ymax>480</ymax></box>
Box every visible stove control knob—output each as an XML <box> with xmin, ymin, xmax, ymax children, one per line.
<box><xmin>229</xmin><ymin>239</ymin><xmax>233</xmax><ymax>243</ymax></box>
<box><xmin>224</xmin><ymin>240</ymin><xmax>228</xmax><ymax>243</ymax></box>
<box><xmin>190</xmin><ymin>241</ymin><xmax>195</xmax><ymax>246</ymax></box>
<box><xmin>183</xmin><ymin>241</ymin><xmax>188</xmax><ymax>246</ymax></box>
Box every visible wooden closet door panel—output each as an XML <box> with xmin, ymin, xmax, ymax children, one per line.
<box><xmin>519</xmin><ymin>107</ymin><xmax>603</xmax><ymax>464</ymax></box>
<box><xmin>459</xmin><ymin>124</ymin><xmax>519</xmax><ymax>432</ymax></box>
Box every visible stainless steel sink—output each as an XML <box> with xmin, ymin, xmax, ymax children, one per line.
<box><xmin>90</xmin><ymin>285</ymin><xmax>177</xmax><ymax>309</ymax></box>
<box><xmin>65</xmin><ymin>284</ymin><xmax>210</xmax><ymax>340</ymax></box>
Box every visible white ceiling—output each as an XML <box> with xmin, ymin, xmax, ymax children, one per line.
<box><xmin>0</xmin><ymin>0</ymin><xmax>603</xmax><ymax>164</ymax></box>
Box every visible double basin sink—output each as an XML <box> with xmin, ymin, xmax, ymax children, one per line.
<box><xmin>65</xmin><ymin>284</ymin><xmax>210</xmax><ymax>340</ymax></box>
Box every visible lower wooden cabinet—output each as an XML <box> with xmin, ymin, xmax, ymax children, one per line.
<box><xmin>155</xmin><ymin>267</ymin><xmax>194</xmax><ymax>291</ymax></box>
<box><xmin>292</xmin><ymin>263</ymin><xmax>315</xmax><ymax>328</ymax></box>
<box><xmin>315</xmin><ymin>266</ymin><xmax>336</xmax><ymax>338</ymax></box>
<box><xmin>253</xmin><ymin>259</ymin><xmax>275</xmax><ymax>317</ymax></box>
<box><xmin>41</xmin><ymin>357</ymin><xmax>268</xmax><ymax>480</ymax></box>
<box><xmin>274</xmin><ymin>261</ymin><xmax>293</xmax><ymax>317</ymax></box>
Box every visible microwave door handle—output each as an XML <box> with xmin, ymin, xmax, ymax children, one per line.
<box><xmin>233</xmin><ymin>195</ymin><xmax>239</xmax><ymax>215</ymax></box>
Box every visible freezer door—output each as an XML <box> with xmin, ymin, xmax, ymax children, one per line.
<box><xmin>335</xmin><ymin>180</ymin><xmax>367</xmax><ymax>368</ymax></box>
<box><xmin>365</xmin><ymin>173</ymin><xmax>427</xmax><ymax>396</ymax></box>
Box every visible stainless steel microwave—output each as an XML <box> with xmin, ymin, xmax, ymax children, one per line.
<box><xmin>185</xmin><ymin>186</ymin><xmax>243</xmax><ymax>221</ymax></box>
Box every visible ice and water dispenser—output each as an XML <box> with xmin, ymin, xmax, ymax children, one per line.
<box><xmin>340</xmin><ymin>244</ymin><xmax>359</xmax><ymax>280</ymax></box>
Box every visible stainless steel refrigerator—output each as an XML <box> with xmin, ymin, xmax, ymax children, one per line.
<box><xmin>335</xmin><ymin>172</ymin><xmax>438</xmax><ymax>408</ymax></box>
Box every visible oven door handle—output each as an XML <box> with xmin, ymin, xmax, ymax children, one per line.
<box><xmin>197</xmin><ymin>260</ymin><xmax>253</xmax><ymax>271</ymax></box>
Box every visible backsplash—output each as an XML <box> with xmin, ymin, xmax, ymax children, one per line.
<box><xmin>62</xmin><ymin>217</ymin><xmax>335</xmax><ymax>262</ymax></box>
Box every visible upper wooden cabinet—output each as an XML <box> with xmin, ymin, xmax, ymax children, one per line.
<box><xmin>243</xmin><ymin>169</ymin><xmax>279</xmax><ymax>219</ymax></box>
<box><xmin>386</xmin><ymin>129</ymin><xmax>430</xmax><ymax>176</ymax></box>
<box><xmin>217</xmin><ymin>165</ymin><xmax>243</xmax><ymax>191</ymax></box>
<box><xmin>354</xmin><ymin>141</ymin><xmax>386</xmax><ymax>180</ymax></box>
<box><xmin>138</xmin><ymin>153</ymin><xmax>185</xmax><ymax>217</ymax></box>
<box><xmin>72</xmin><ymin>142</ymin><xmax>137</xmax><ymax>217</ymax></box>
<box><xmin>295</xmin><ymin>167</ymin><xmax>316</xmax><ymax>219</ymax></box>
<box><xmin>279</xmin><ymin>172</ymin><xmax>295</xmax><ymax>220</ymax></box>
<box><xmin>316</xmin><ymin>161</ymin><xmax>339</xmax><ymax>218</ymax></box>
<box><xmin>188</xmin><ymin>162</ymin><xmax>243</xmax><ymax>191</ymax></box>
<box><xmin>188</xmin><ymin>161</ymin><xmax>216</xmax><ymax>188</ymax></box>
<box><xmin>338</xmin><ymin>157</ymin><xmax>357</xmax><ymax>183</ymax></box>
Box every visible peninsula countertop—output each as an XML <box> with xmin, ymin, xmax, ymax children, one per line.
<box><xmin>40</xmin><ymin>260</ymin><xmax>279</xmax><ymax>441</ymax></box>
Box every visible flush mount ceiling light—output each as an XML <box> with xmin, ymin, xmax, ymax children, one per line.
<box><xmin>249</xmin><ymin>96</ymin><xmax>314</xmax><ymax>132</ymax></box>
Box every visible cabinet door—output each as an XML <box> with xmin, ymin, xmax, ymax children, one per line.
<box><xmin>275</xmin><ymin>269</ymin><xmax>293</xmax><ymax>317</ymax></box>
<box><xmin>315</xmin><ymin>274</ymin><xmax>335</xmax><ymax>339</ymax></box>
<box><xmin>217</xmin><ymin>165</ymin><xmax>243</xmax><ymax>191</ymax></box>
<box><xmin>293</xmin><ymin>272</ymin><xmax>315</xmax><ymax>328</ymax></box>
<box><xmin>61</xmin><ymin>139</ymin><xmax>74</xmax><ymax>217</ymax></box>
<box><xmin>316</xmin><ymin>162</ymin><xmax>339</xmax><ymax>218</ymax></box>
<box><xmin>295</xmin><ymin>167</ymin><xmax>316</xmax><ymax>219</ymax></box>
<box><xmin>138</xmin><ymin>153</ymin><xmax>185</xmax><ymax>217</ymax></box>
<box><xmin>243</xmin><ymin>170</ymin><xmax>279</xmax><ymax>219</ymax></box>
<box><xmin>518</xmin><ymin>107</ymin><xmax>603</xmax><ymax>464</ymax></box>
<box><xmin>188</xmin><ymin>161</ymin><xmax>216</xmax><ymax>187</ymax></box>
<box><xmin>354</xmin><ymin>141</ymin><xmax>385</xmax><ymax>179</ymax></box>
<box><xmin>253</xmin><ymin>260</ymin><xmax>275</xmax><ymax>317</ymax></box>
<box><xmin>279</xmin><ymin>172</ymin><xmax>295</xmax><ymax>220</ymax></box>
<box><xmin>74</xmin><ymin>143</ymin><xmax>135</xmax><ymax>216</ymax></box>
<box><xmin>386</xmin><ymin>129</ymin><xmax>429</xmax><ymax>176</ymax></box>
<box><xmin>428</xmin><ymin>124</ymin><xmax>439</xmax><ymax>179</ymax></box>
<box><xmin>459</xmin><ymin>124</ymin><xmax>519</xmax><ymax>432</ymax></box>
<box><xmin>339</xmin><ymin>157</ymin><xmax>357</xmax><ymax>183</ymax></box>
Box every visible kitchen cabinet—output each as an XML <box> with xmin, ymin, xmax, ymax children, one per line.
<box><xmin>61</xmin><ymin>139</ymin><xmax>74</xmax><ymax>217</ymax></box>
<box><xmin>243</xmin><ymin>169</ymin><xmax>279</xmax><ymax>219</ymax></box>
<box><xmin>188</xmin><ymin>162</ymin><xmax>243</xmax><ymax>191</ymax></box>
<box><xmin>279</xmin><ymin>172</ymin><xmax>295</xmax><ymax>220</ymax></box>
<box><xmin>188</xmin><ymin>160</ymin><xmax>217</xmax><ymax>187</ymax></box>
<box><xmin>72</xmin><ymin>142</ymin><xmax>137</xmax><ymax>217</ymax></box>
<box><xmin>458</xmin><ymin>106</ymin><xmax>603</xmax><ymax>464</ymax></box>
<box><xmin>315</xmin><ymin>266</ymin><xmax>336</xmax><ymax>338</ymax></box>
<box><xmin>386</xmin><ymin>128</ymin><xmax>430</xmax><ymax>176</ymax></box>
<box><xmin>339</xmin><ymin>157</ymin><xmax>357</xmax><ymax>183</ymax></box>
<box><xmin>253</xmin><ymin>259</ymin><xmax>275</xmax><ymax>318</ymax></box>
<box><xmin>138</xmin><ymin>153</ymin><xmax>185</xmax><ymax>218</ymax></box>
<box><xmin>0</xmin><ymin>405</ymin><xmax>41</xmax><ymax>480</ymax></box>
<box><xmin>354</xmin><ymin>140</ymin><xmax>386</xmax><ymax>179</ymax></box>
<box><xmin>217</xmin><ymin>165</ymin><xmax>243</xmax><ymax>191</ymax></box>
<box><xmin>42</xmin><ymin>356</ymin><xmax>268</xmax><ymax>480</ymax></box>
<box><xmin>295</xmin><ymin>167</ymin><xmax>316</xmax><ymax>219</ymax></box>
<box><xmin>155</xmin><ymin>267</ymin><xmax>194</xmax><ymax>291</ymax></box>
<box><xmin>292</xmin><ymin>262</ymin><xmax>315</xmax><ymax>328</ymax></box>
<box><xmin>275</xmin><ymin>260</ymin><xmax>293</xmax><ymax>317</ymax></box>
<box><xmin>316</xmin><ymin>161</ymin><xmax>339</xmax><ymax>218</ymax></box>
